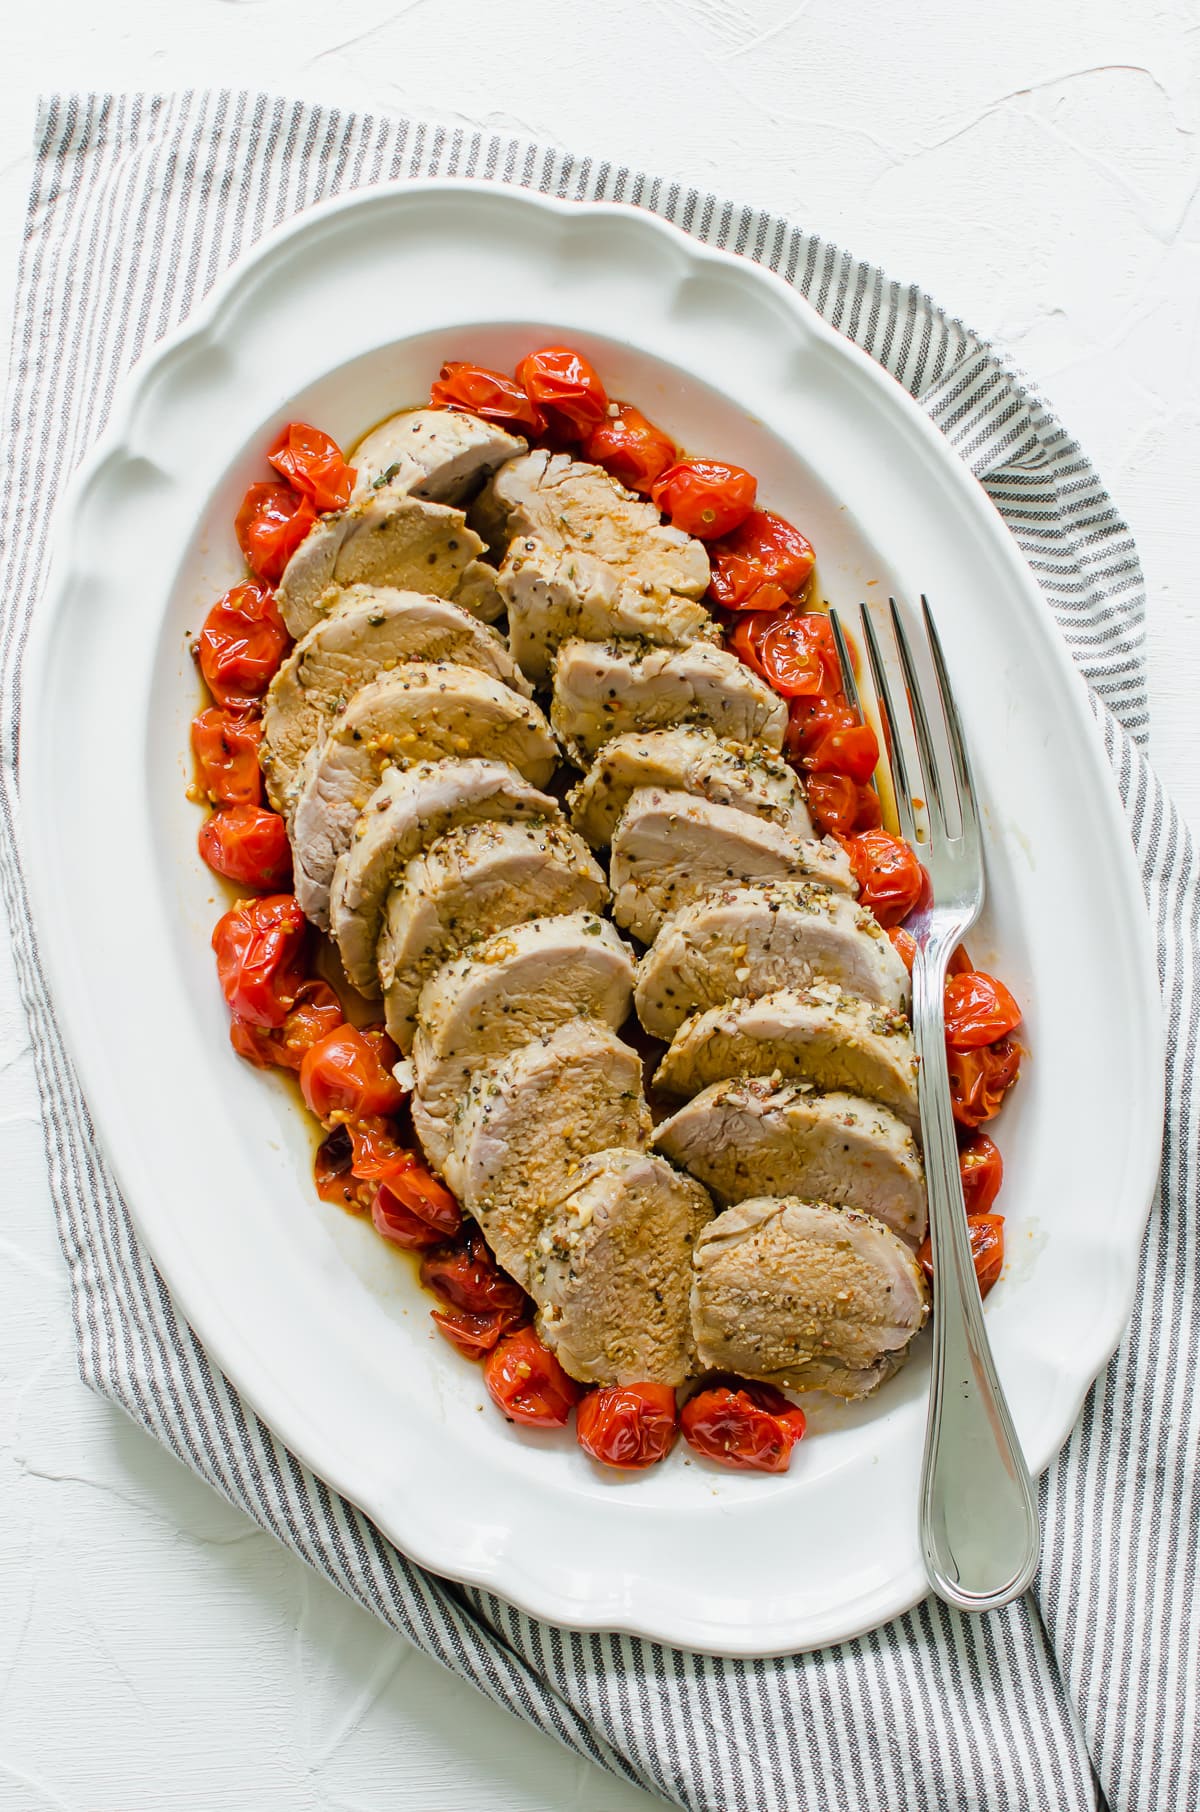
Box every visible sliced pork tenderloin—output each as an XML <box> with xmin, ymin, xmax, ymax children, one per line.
<box><xmin>452</xmin><ymin>558</ymin><xmax>506</xmax><ymax>624</ymax></box>
<box><xmin>568</xmin><ymin>725</ymin><xmax>811</xmax><ymax>849</ymax></box>
<box><xmin>690</xmin><ymin>1196</ymin><xmax>930</xmax><ymax>1397</ymax></box>
<box><xmin>445</xmin><ymin>1022</ymin><xmax>651</xmax><ymax>1290</ymax></box>
<box><xmin>411</xmin><ymin>914</ymin><xmax>634</xmax><ymax>1171</ymax></box>
<box><xmin>653</xmin><ymin>1079</ymin><xmax>926</xmax><ymax>1240</ymax></box>
<box><xmin>378</xmin><ymin>820</ymin><xmax>609</xmax><ymax>1050</ymax></box>
<box><xmin>531</xmin><ymin>1149</ymin><xmax>713</xmax><ymax>1386</ymax></box>
<box><xmin>350</xmin><ymin>408</ymin><xmax>526</xmax><ymax>504</ymax></box>
<box><xmin>609</xmin><ymin>790</ymin><xmax>853</xmax><ymax>944</ymax></box>
<box><xmin>552</xmin><ymin>638</ymin><xmax>787</xmax><ymax>765</ymax></box>
<box><xmin>653</xmin><ymin>984</ymin><xmax>919</xmax><ymax>1127</ymax></box>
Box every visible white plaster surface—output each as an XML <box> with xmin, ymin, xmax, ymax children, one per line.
<box><xmin>0</xmin><ymin>3</ymin><xmax>1196</xmax><ymax>1805</ymax></box>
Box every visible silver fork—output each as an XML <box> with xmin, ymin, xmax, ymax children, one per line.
<box><xmin>829</xmin><ymin>596</ymin><xmax>1041</xmax><ymax>1612</ymax></box>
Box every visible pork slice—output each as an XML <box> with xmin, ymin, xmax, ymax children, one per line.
<box><xmin>411</xmin><ymin>914</ymin><xmax>634</xmax><ymax>1172</ymax></box>
<box><xmin>351</xmin><ymin>408</ymin><xmax>526</xmax><ymax>505</ymax></box>
<box><xmin>551</xmin><ymin>638</ymin><xmax>787</xmax><ymax>765</ymax></box>
<box><xmin>690</xmin><ymin>1196</ymin><xmax>930</xmax><ymax>1398</ymax></box>
<box><xmin>275</xmin><ymin>493</ymin><xmax>484</xmax><ymax>639</ymax></box>
<box><xmin>567</xmin><ymin>725</ymin><xmax>811</xmax><ymax>849</ymax></box>
<box><xmin>453</xmin><ymin>559</ymin><xmax>506</xmax><ymax>624</ymax></box>
<box><xmin>327</xmin><ymin>760</ymin><xmax>559</xmax><ymax>994</ymax></box>
<box><xmin>260</xmin><ymin>586</ymin><xmax>531</xmax><ymax>817</ymax></box>
<box><xmin>531</xmin><ymin>1149</ymin><xmax>713</xmax><ymax>1386</ymax></box>
<box><xmin>609</xmin><ymin>790</ymin><xmax>853</xmax><ymax>944</ymax></box>
<box><xmin>634</xmin><ymin>880</ymin><xmax>908</xmax><ymax>1036</ymax></box>
<box><xmin>378</xmin><ymin>820</ymin><xmax>609</xmax><ymax>1050</ymax></box>
<box><xmin>290</xmin><ymin>664</ymin><xmax>558</xmax><ymax>927</ymax></box>
<box><xmin>446</xmin><ymin>1022</ymin><xmax>651</xmax><ymax>1290</ymax></box>
<box><xmin>654</xmin><ymin>984</ymin><xmax>919</xmax><ymax>1126</ymax></box>
<box><xmin>653</xmin><ymin>1079</ymin><xmax>926</xmax><ymax>1240</ymax></box>
<box><xmin>497</xmin><ymin>537</ymin><xmax>718</xmax><ymax>684</ymax></box>
<box><xmin>472</xmin><ymin>450</ymin><xmax>710</xmax><ymax>598</ymax></box>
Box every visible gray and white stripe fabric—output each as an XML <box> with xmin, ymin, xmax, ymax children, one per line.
<box><xmin>0</xmin><ymin>91</ymin><xmax>1189</xmax><ymax>1812</ymax></box>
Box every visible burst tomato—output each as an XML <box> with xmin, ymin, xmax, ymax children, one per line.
<box><xmin>887</xmin><ymin>926</ymin><xmax>918</xmax><ymax>974</ymax></box>
<box><xmin>198</xmin><ymin>803</ymin><xmax>291</xmax><ymax>890</ymax></box>
<box><xmin>350</xmin><ymin>1124</ymin><xmax>461</xmax><ymax>1238</ymax></box>
<box><xmin>918</xmin><ymin>1213</ymin><xmax>1006</xmax><ymax>1299</ymax></box>
<box><xmin>806</xmin><ymin>721</ymin><xmax>880</xmax><ymax>785</ymax></box>
<box><xmin>314</xmin><ymin>1126</ymin><xmax>365</xmax><ymax>1210</ymax></box>
<box><xmin>583</xmin><ymin>404</ymin><xmax>676</xmax><ymax>494</ymax></box>
<box><xmin>958</xmin><ymin>1133</ymin><xmax>1004</xmax><ymax>1214</ymax></box>
<box><xmin>372</xmin><ymin>1186</ymin><xmax>446</xmax><ymax>1249</ymax></box>
<box><xmin>844</xmin><ymin>828</ymin><xmax>925</xmax><ymax>928</ymax></box>
<box><xmin>576</xmin><ymin>1383</ymin><xmax>679</xmax><ymax>1469</ymax></box>
<box><xmin>515</xmin><ymin>346</ymin><xmax>608</xmax><ymax>438</ymax></box>
<box><xmin>651</xmin><ymin>459</ymin><xmax>756</xmax><ymax>540</ymax></box>
<box><xmin>757</xmin><ymin>611</ymin><xmax>838</xmax><ymax>697</ymax></box>
<box><xmin>234</xmin><ymin>482</ymin><xmax>316</xmax><ymax>584</ymax></box>
<box><xmin>707</xmin><ymin>508</ymin><xmax>816</xmax><ymax>609</ymax></box>
<box><xmin>430</xmin><ymin>361</ymin><xmax>542</xmax><ymax>432</ymax></box>
<box><xmin>299</xmin><ymin>1024</ymin><xmax>405</xmax><ymax>1124</ymax></box>
<box><xmin>783</xmin><ymin>692</ymin><xmax>858</xmax><ymax>761</ymax></box>
<box><xmin>431</xmin><ymin>1305</ymin><xmax>529</xmax><ymax>1359</ymax></box>
<box><xmin>212</xmin><ymin>894</ymin><xmax>308</xmax><ymax>1029</ymax></box>
<box><xmin>191</xmin><ymin>708</ymin><xmax>263</xmax><ymax>806</ymax></box>
<box><xmin>197</xmin><ymin>581</ymin><xmax>289</xmax><ymax>707</ymax></box>
<box><xmin>680</xmin><ymin>1379</ymin><xmax>806</xmax><ymax>1474</ymax></box>
<box><xmin>484</xmin><ymin>1326</ymin><xmax>582</xmax><ymax>1428</ymax></box>
<box><xmin>420</xmin><ymin>1228</ymin><xmax>527</xmax><ymax>1319</ymax></box>
<box><xmin>726</xmin><ymin>612</ymin><xmax>773</xmax><ymax>682</ymax></box>
<box><xmin>229</xmin><ymin>979</ymin><xmax>342</xmax><ymax>1071</ymax></box>
<box><xmin>267</xmin><ymin>421</ymin><xmax>356</xmax><ymax>512</ymax></box>
<box><xmin>944</xmin><ymin>970</ymin><xmax>1022</xmax><ymax>1050</ymax></box>
<box><xmin>948</xmin><ymin>1039</ymin><xmax>1021</xmax><ymax>1130</ymax></box>
<box><xmin>805</xmin><ymin>773</ymin><xmax>881</xmax><ymax>837</ymax></box>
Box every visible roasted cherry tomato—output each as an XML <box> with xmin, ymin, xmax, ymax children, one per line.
<box><xmin>350</xmin><ymin>1124</ymin><xmax>461</xmax><ymax>1238</ymax></box>
<box><xmin>515</xmin><ymin>346</ymin><xmax>608</xmax><ymax>438</ymax></box>
<box><xmin>198</xmin><ymin>802</ymin><xmax>292</xmax><ymax>890</ymax></box>
<box><xmin>314</xmin><ymin>1126</ymin><xmax>365</xmax><ymax>1210</ymax></box>
<box><xmin>430</xmin><ymin>361</ymin><xmax>542</xmax><ymax>432</ymax></box>
<box><xmin>887</xmin><ymin>926</ymin><xmax>918</xmax><ymax>974</ymax></box>
<box><xmin>484</xmin><ymin>1326</ymin><xmax>582</xmax><ymax>1428</ymax></box>
<box><xmin>783</xmin><ymin>692</ymin><xmax>858</xmax><ymax>761</ymax></box>
<box><xmin>806</xmin><ymin>721</ymin><xmax>880</xmax><ymax>785</ymax></box>
<box><xmin>726</xmin><ymin>612</ymin><xmax>773</xmax><ymax>683</ymax></box>
<box><xmin>944</xmin><ymin>970</ymin><xmax>1022</xmax><ymax>1051</ymax></box>
<box><xmin>212</xmin><ymin>894</ymin><xmax>308</xmax><ymax>1029</ymax></box>
<box><xmin>680</xmin><ymin>1379</ymin><xmax>806</xmax><ymax>1474</ymax></box>
<box><xmin>198</xmin><ymin>581</ymin><xmax>289</xmax><ymax>708</ymax></box>
<box><xmin>757</xmin><ymin>611</ymin><xmax>837</xmax><ymax>697</ymax></box>
<box><xmin>372</xmin><ymin>1186</ymin><xmax>447</xmax><ymax>1249</ymax></box>
<box><xmin>805</xmin><ymin>773</ymin><xmax>881</xmax><ymax>838</ymax></box>
<box><xmin>651</xmin><ymin>459</ymin><xmax>756</xmax><ymax>540</ymax></box>
<box><xmin>918</xmin><ymin>1212</ymin><xmax>1006</xmax><ymax>1299</ymax></box>
<box><xmin>844</xmin><ymin>828</ymin><xmax>925</xmax><ymax>928</ymax></box>
<box><xmin>947</xmin><ymin>1038</ymin><xmax>1020</xmax><ymax>1130</ymax></box>
<box><xmin>707</xmin><ymin>508</ymin><xmax>816</xmax><ymax>609</ymax></box>
<box><xmin>958</xmin><ymin>1133</ymin><xmax>1004</xmax><ymax>1215</ymax></box>
<box><xmin>583</xmin><ymin>404</ymin><xmax>676</xmax><ymax>494</ymax></box>
<box><xmin>420</xmin><ymin>1228</ymin><xmax>528</xmax><ymax>1319</ymax></box>
<box><xmin>576</xmin><ymin>1383</ymin><xmax>679</xmax><ymax>1469</ymax></box>
<box><xmin>234</xmin><ymin>482</ymin><xmax>316</xmax><ymax>584</ymax></box>
<box><xmin>299</xmin><ymin>1024</ymin><xmax>405</xmax><ymax>1124</ymax></box>
<box><xmin>229</xmin><ymin>979</ymin><xmax>342</xmax><ymax>1071</ymax></box>
<box><xmin>267</xmin><ymin>421</ymin><xmax>356</xmax><ymax>512</ymax></box>
<box><xmin>431</xmin><ymin>1305</ymin><xmax>530</xmax><ymax>1360</ymax></box>
<box><xmin>191</xmin><ymin>708</ymin><xmax>263</xmax><ymax>807</ymax></box>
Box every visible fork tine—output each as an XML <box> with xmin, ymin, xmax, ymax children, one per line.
<box><xmin>890</xmin><ymin>597</ymin><xmax>946</xmax><ymax>834</ymax></box>
<box><xmin>829</xmin><ymin>609</ymin><xmax>881</xmax><ymax>805</ymax></box>
<box><xmin>859</xmin><ymin>605</ymin><xmax>919</xmax><ymax>846</ymax></box>
<box><xmin>921</xmin><ymin>596</ymin><xmax>979</xmax><ymax>851</ymax></box>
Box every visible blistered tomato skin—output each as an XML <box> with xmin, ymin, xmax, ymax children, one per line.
<box><xmin>299</xmin><ymin>1024</ymin><xmax>406</xmax><ymax>1124</ymax></box>
<box><xmin>197</xmin><ymin>580</ymin><xmax>289</xmax><ymax>707</ymax></box>
<box><xmin>583</xmin><ymin>405</ymin><xmax>676</xmax><ymax>494</ymax></box>
<box><xmin>515</xmin><ymin>347</ymin><xmax>608</xmax><ymax>439</ymax></box>
<box><xmin>191</xmin><ymin>708</ymin><xmax>263</xmax><ymax>807</ymax></box>
<box><xmin>267</xmin><ymin>421</ymin><xmax>356</xmax><ymax>512</ymax></box>
<box><xmin>430</xmin><ymin>362</ymin><xmax>542</xmax><ymax>432</ymax></box>
<box><xmin>212</xmin><ymin>894</ymin><xmax>308</xmax><ymax>1029</ymax></box>
<box><xmin>680</xmin><ymin>1380</ymin><xmax>806</xmax><ymax>1474</ymax></box>
<box><xmin>234</xmin><ymin>483</ymin><xmax>316</xmax><ymax>585</ymax></box>
<box><xmin>651</xmin><ymin>459</ymin><xmax>757</xmax><ymax>540</ymax></box>
<box><xmin>576</xmin><ymin>1384</ymin><xmax>679</xmax><ymax>1469</ymax></box>
<box><xmin>484</xmin><ymin>1327</ymin><xmax>582</xmax><ymax>1427</ymax></box>
<box><xmin>919</xmin><ymin>1212</ymin><xmax>1006</xmax><ymax>1298</ymax></box>
<box><xmin>198</xmin><ymin>803</ymin><xmax>292</xmax><ymax>890</ymax></box>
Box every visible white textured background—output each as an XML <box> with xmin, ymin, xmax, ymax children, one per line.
<box><xmin>1</xmin><ymin>3</ymin><xmax>1196</xmax><ymax>1807</ymax></box>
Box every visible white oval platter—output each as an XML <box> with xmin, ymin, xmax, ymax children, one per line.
<box><xmin>20</xmin><ymin>181</ymin><xmax>1163</xmax><ymax>1655</ymax></box>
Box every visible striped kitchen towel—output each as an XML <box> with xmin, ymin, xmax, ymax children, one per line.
<box><xmin>1</xmin><ymin>91</ymin><xmax>1192</xmax><ymax>1812</ymax></box>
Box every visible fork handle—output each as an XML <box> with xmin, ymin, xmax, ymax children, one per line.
<box><xmin>913</xmin><ymin>948</ymin><xmax>1042</xmax><ymax>1611</ymax></box>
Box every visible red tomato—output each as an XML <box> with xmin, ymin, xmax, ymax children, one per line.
<box><xmin>575</xmin><ymin>1383</ymin><xmax>679</xmax><ymax>1469</ymax></box>
<box><xmin>852</xmin><ymin>784</ymin><xmax>883</xmax><ymax>831</ymax></box>
<box><xmin>918</xmin><ymin>1213</ymin><xmax>1006</xmax><ymax>1299</ymax></box>
<box><xmin>234</xmin><ymin>482</ymin><xmax>317</xmax><ymax>584</ymax></box>
<box><xmin>805</xmin><ymin>773</ymin><xmax>879</xmax><ymax>837</ymax></box>
<box><xmin>583</xmin><ymin>405</ymin><xmax>676</xmax><ymax>494</ymax></box>
<box><xmin>314</xmin><ymin>1126</ymin><xmax>367</xmax><ymax>1210</ymax></box>
<box><xmin>651</xmin><ymin>459</ymin><xmax>757</xmax><ymax>540</ymax></box>
<box><xmin>299</xmin><ymin>1024</ymin><xmax>405</xmax><ymax>1124</ymax></box>
<box><xmin>707</xmin><ymin>508</ymin><xmax>816</xmax><ymax>609</ymax></box>
<box><xmin>680</xmin><ymin>1379</ymin><xmax>806</xmax><ymax>1474</ymax></box>
<box><xmin>484</xmin><ymin>1326</ymin><xmax>582</xmax><ymax>1427</ymax></box>
<box><xmin>959</xmin><ymin>1133</ymin><xmax>1004</xmax><ymax>1214</ymax></box>
<box><xmin>806</xmin><ymin>721</ymin><xmax>880</xmax><ymax>785</ymax></box>
<box><xmin>783</xmin><ymin>693</ymin><xmax>858</xmax><ymax>761</ymax></box>
<box><xmin>420</xmin><ymin>1227</ymin><xmax>526</xmax><ymax>1318</ymax></box>
<box><xmin>944</xmin><ymin>970</ymin><xmax>1022</xmax><ymax>1050</ymax></box>
<box><xmin>349</xmin><ymin>1124</ymin><xmax>461</xmax><ymax>1238</ymax></box>
<box><xmin>430</xmin><ymin>361</ymin><xmax>541</xmax><ymax>432</ymax></box>
<box><xmin>267</xmin><ymin>422</ymin><xmax>356</xmax><ymax>512</ymax></box>
<box><xmin>431</xmin><ymin>1305</ymin><xmax>530</xmax><ymax>1360</ymax></box>
<box><xmin>726</xmin><ymin>612</ymin><xmax>773</xmax><ymax>683</ymax></box>
<box><xmin>191</xmin><ymin>708</ymin><xmax>263</xmax><ymax>807</ymax></box>
<box><xmin>515</xmin><ymin>346</ymin><xmax>608</xmax><ymax>438</ymax></box>
<box><xmin>212</xmin><ymin>894</ymin><xmax>308</xmax><ymax>1029</ymax></box>
<box><xmin>229</xmin><ymin>979</ymin><xmax>342</xmax><ymax>1071</ymax></box>
<box><xmin>198</xmin><ymin>803</ymin><xmax>292</xmax><ymax>890</ymax></box>
<box><xmin>197</xmin><ymin>580</ymin><xmax>289</xmax><ymax>707</ymax></box>
<box><xmin>757</xmin><ymin>612</ymin><xmax>835</xmax><ymax>697</ymax></box>
<box><xmin>887</xmin><ymin>926</ymin><xmax>918</xmax><ymax>974</ymax></box>
<box><xmin>372</xmin><ymin>1186</ymin><xmax>446</xmax><ymax>1250</ymax></box>
<box><xmin>844</xmin><ymin>829</ymin><xmax>925</xmax><ymax>928</ymax></box>
<box><xmin>948</xmin><ymin>1039</ymin><xmax>1020</xmax><ymax>1130</ymax></box>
